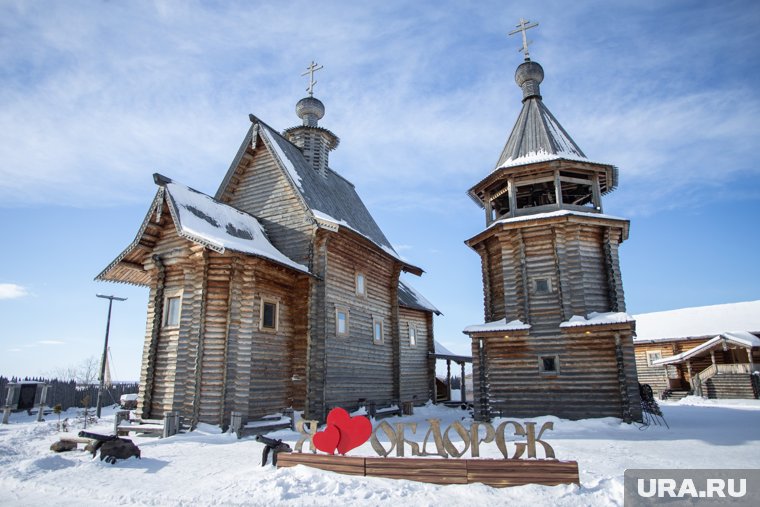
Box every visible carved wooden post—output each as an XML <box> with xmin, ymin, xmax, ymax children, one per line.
<box><xmin>686</xmin><ymin>361</ymin><xmax>693</xmax><ymax>393</ymax></box>
<box><xmin>446</xmin><ymin>360</ymin><xmax>451</xmax><ymax>400</ymax></box>
<box><xmin>710</xmin><ymin>351</ymin><xmax>716</xmax><ymax>366</ymax></box>
<box><xmin>747</xmin><ymin>348</ymin><xmax>754</xmax><ymax>371</ymax></box>
<box><xmin>460</xmin><ymin>362</ymin><xmax>467</xmax><ymax>404</ymax></box>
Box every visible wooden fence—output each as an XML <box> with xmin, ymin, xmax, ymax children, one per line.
<box><xmin>0</xmin><ymin>376</ymin><xmax>139</xmax><ymax>411</ymax></box>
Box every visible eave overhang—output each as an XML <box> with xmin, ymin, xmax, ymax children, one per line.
<box><xmin>465</xmin><ymin>210</ymin><xmax>630</xmax><ymax>250</ymax></box>
<box><xmin>467</xmin><ymin>158</ymin><xmax>618</xmax><ymax>208</ymax></box>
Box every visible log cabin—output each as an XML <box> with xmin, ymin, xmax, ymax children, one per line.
<box><xmin>97</xmin><ymin>85</ymin><xmax>439</xmax><ymax>427</ymax></box>
<box><xmin>633</xmin><ymin>300</ymin><xmax>760</xmax><ymax>400</ymax></box>
<box><xmin>463</xmin><ymin>39</ymin><xmax>643</xmax><ymax>422</ymax></box>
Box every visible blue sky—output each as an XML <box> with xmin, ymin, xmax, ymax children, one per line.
<box><xmin>1</xmin><ymin>0</ymin><xmax>759</xmax><ymax>380</ymax></box>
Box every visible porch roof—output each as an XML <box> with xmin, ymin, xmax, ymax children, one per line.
<box><xmin>652</xmin><ymin>331</ymin><xmax>760</xmax><ymax>366</ymax></box>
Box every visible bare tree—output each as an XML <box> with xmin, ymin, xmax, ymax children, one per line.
<box><xmin>48</xmin><ymin>356</ymin><xmax>100</xmax><ymax>386</ymax></box>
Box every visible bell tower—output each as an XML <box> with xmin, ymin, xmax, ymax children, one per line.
<box><xmin>463</xmin><ymin>20</ymin><xmax>642</xmax><ymax>422</ymax></box>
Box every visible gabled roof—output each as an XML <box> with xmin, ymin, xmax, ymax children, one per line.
<box><xmin>653</xmin><ymin>331</ymin><xmax>760</xmax><ymax>366</ymax></box>
<box><xmin>398</xmin><ymin>279</ymin><xmax>441</xmax><ymax>315</ymax></box>
<box><xmin>633</xmin><ymin>300</ymin><xmax>760</xmax><ymax>343</ymax></box>
<box><xmin>96</xmin><ymin>176</ymin><xmax>308</xmax><ymax>285</ymax></box>
<box><xmin>495</xmin><ymin>97</ymin><xmax>587</xmax><ymax>170</ymax></box>
<box><xmin>215</xmin><ymin>118</ymin><xmax>421</xmax><ymax>273</ymax></box>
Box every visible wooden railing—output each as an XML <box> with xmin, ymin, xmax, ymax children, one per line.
<box><xmin>693</xmin><ymin>363</ymin><xmax>752</xmax><ymax>397</ymax></box>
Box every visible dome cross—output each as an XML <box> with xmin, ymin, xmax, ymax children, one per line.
<box><xmin>508</xmin><ymin>18</ymin><xmax>539</xmax><ymax>60</ymax></box>
<box><xmin>301</xmin><ymin>61</ymin><xmax>324</xmax><ymax>97</ymax></box>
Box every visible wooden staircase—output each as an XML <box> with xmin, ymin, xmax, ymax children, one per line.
<box><xmin>661</xmin><ymin>389</ymin><xmax>690</xmax><ymax>401</ymax></box>
<box><xmin>704</xmin><ymin>374</ymin><xmax>756</xmax><ymax>399</ymax></box>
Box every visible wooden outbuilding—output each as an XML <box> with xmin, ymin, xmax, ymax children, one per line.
<box><xmin>463</xmin><ymin>46</ymin><xmax>642</xmax><ymax>422</ymax></box>
<box><xmin>97</xmin><ymin>88</ymin><xmax>439</xmax><ymax>426</ymax></box>
<box><xmin>633</xmin><ymin>300</ymin><xmax>760</xmax><ymax>400</ymax></box>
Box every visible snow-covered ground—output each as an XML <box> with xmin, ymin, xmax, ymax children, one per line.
<box><xmin>1</xmin><ymin>399</ymin><xmax>759</xmax><ymax>506</ymax></box>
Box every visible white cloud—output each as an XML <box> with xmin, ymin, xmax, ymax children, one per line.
<box><xmin>0</xmin><ymin>284</ymin><xmax>28</xmax><ymax>300</ymax></box>
<box><xmin>0</xmin><ymin>0</ymin><xmax>757</xmax><ymax>216</ymax></box>
<box><xmin>38</xmin><ymin>340</ymin><xmax>65</xmax><ymax>346</ymax></box>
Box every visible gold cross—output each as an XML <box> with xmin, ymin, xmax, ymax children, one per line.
<box><xmin>301</xmin><ymin>61</ymin><xmax>324</xmax><ymax>96</ymax></box>
<box><xmin>508</xmin><ymin>18</ymin><xmax>539</xmax><ymax>60</ymax></box>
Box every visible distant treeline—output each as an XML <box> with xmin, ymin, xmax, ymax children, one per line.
<box><xmin>0</xmin><ymin>376</ymin><xmax>139</xmax><ymax>411</ymax></box>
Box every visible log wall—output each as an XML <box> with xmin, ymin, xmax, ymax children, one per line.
<box><xmin>399</xmin><ymin>307</ymin><xmax>433</xmax><ymax>403</ymax></box>
<box><xmin>470</xmin><ymin>215</ymin><xmax>641</xmax><ymax>421</ymax></box>
<box><xmin>321</xmin><ymin>231</ymin><xmax>400</xmax><ymax>411</ymax></box>
<box><xmin>472</xmin><ymin>327</ymin><xmax>640</xmax><ymax>420</ymax></box>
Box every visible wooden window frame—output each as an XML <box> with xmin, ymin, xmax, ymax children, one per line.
<box><xmin>646</xmin><ymin>350</ymin><xmax>663</xmax><ymax>367</ymax></box>
<box><xmin>336</xmin><ymin>306</ymin><xmax>349</xmax><ymax>337</ymax></box>
<box><xmin>533</xmin><ymin>277</ymin><xmax>552</xmax><ymax>294</ymax></box>
<box><xmin>372</xmin><ymin>316</ymin><xmax>384</xmax><ymax>345</ymax></box>
<box><xmin>355</xmin><ymin>271</ymin><xmax>366</xmax><ymax>297</ymax></box>
<box><xmin>538</xmin><ymin>354</ymin><xmax>560</xmax><ymax>375</ymax></box>
<box><xmin>163</xmin><ymin>291</ymin><xmax>183</xmax><ymax>329</ymax></box>
<box><xmin>408</xmin><ymin>322</ymin><xmax>417</xmax><ymax>347</ymax></box>
<box><xmin>259</xmin><ymin>298</ymin><xmax>279</xmax><ymax>332</ymax></box>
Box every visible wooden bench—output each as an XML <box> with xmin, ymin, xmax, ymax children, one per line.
<box><xmin>115</xmin><ymin>410</ymin><xmax>182</xmax><ymax>438</ymax></box>
<box><xmin>231</xmin><ymin>411</ymin><xmax>292</xmax><ymax>438</ymax></box>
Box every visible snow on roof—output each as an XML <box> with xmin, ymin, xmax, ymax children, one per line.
<box><xmin>164</xmin><ymin>181</ymin><xmax>308</xmax><ymax>273</ymax></box>
<box><xmin>488</xmin><ymin>209</ymin><xmax>627</xmax><ymax>230</ymax></box>
<box><xmin>498</xmin><ymin>150</ymin><xmax>592</xmax><ymax>169</ymax></box>
<box><xmin>494</xmin><ymin>94</ymin><xmax>592</xmax><ymax>170</ymax></box>
<box><xmin>434</xmin><ymin>341</ymin><xmax>455</xmax><ymax>356</ymax></box>
<box><xmin>653</xmin><ymin>331</ymin><xmax>760</xmax><ymax>366</ymax></box>
<box><xmin>398</xmin><ymin>279</ymin><xmax>441</xmax><ymax>315</ymax></box>
<box><xmin>633</xmin><ymin>300</ymin><xmax>760</xmax><ymax>343</ymax></box>
<box><xmin>560</xmin><ymin>312</ymin><xmax>635</xmax><ymax>328</ymax></box>
<box><xmin>463</xmin><ymin>318</ymin><xmax>531</xmax><ymax>334</ymax></box>
<box><xmin>433</xmin><ymin>340</ymin><xmax>471</xmax><ymax>360</ymax></box>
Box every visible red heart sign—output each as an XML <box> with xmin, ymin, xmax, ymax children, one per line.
<box><xmin>326</xmin><ymin>408</ymin><xmax>372</xmax><ymax>455</ymax></box>
<box><xmin>313</xmin><ymin>423</ymin><xmax>340</xmax><ymax>455</ymax></box>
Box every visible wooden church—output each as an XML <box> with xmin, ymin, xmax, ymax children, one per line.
<box><xmin>463</xmin><ymin>22</ymin><xmax>642</xmax><ymax>422</ymax></box>
<box><xmin>97</xmin><ymin>65</ymin><xmax>439</xmax><ymax>427</ymax></box>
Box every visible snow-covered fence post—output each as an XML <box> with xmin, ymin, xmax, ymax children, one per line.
<box><xmin>36</xmin><ymin>384</ymin><xmax>49</xmax><ymax>422</ymax></box>
<box><xmin>230</xmin><ymin>411</ymin><xmax>242</xmax><ymax>437</ymax></box>
<box><xmin>163</xmin><ymin>411</ymin><xmax>175</xmax><ymax>438</ymax></box>
<box><xmin>2</xmin><ymin>384</ymin><xmax>18</xmax><ymax>424</ymax></box>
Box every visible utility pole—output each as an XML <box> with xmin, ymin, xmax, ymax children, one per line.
<box><xmin>95</xmin><ymin>294</ymin><xmax>127</xmax><ymax>418</ymax></box>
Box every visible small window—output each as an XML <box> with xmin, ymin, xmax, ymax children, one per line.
<box><xmin>646</xmin><ymin>351</ymin><xmax>663</xmax><ymax>367</ymax></box>
<box><xmin>164</xmin><ymin>295</ymin><xmax>181</xmax><ymax>327</ymax></box>
<box><xmin>409</xmin><ymin>323</ymin><xmax>417</xmax><ymax>347</ymax></box>
<box><xmin>356</xmin><ymin>272</ymin><xmax>366</xmax><ymax>297</ymax></box>
<box><xmin>260</xmin><ymin>299</ymin><xmax>279</xmax><ymax>331</ymax></box>
<box><xmin>534</xmin><ymin>278</ymin><xmax>551</xmax><ymax>294</ymax></box>
<box><xmin>373</xmin><ymin>317</ymin><xmax>384</xmax><ymax>344</ymax></box>
<box><xmin>538</xmin><ymin>355</ymin><xmax>560</xmax><ymax>375</ymax></box>
<box><xmin>336</xmin><ymin>306</ymin><xmax>349</xmax><ymax>336</ymax></box>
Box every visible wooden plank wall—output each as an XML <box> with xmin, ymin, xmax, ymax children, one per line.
<box><xmin>218</xmin><ymin>144</ymin><xmax>315</xmax><ymax>267</ymax></box>
<box><xmin>323</xmin><ymin>232</ymin><xmax>397</xmax><ymax>410</ymax></box>
<box><xmin>277</xmin><ymin>453</ymin><xmax>580</xmax><ymax>488</ymax></box>
<box><xmin>399</xmin><ymin>307</ymin><xmax>432</xmax><ymax>403</ymax></box>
